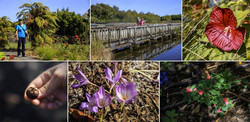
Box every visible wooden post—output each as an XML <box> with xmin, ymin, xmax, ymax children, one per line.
<box><xmin>141</xmin><ymin>26</ymin><xmax>143</xmax><ymax>40</ymax></box>
<box><xmin>134</xmin><ymin>27</ymin><xmax>137</xmax><ymax>44</ymax></box>
<box><xmin>119</xmin><ymin>28</ymin><xmax>121</xmax><ymax>45</ymax></box>
<box><xmin>108</xmin><ymin>29</ymin><xmax>111</xmax><ymax>47</ymax></box>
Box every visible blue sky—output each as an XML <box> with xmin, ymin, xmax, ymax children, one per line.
<box><xmin>91</xmin><ymin>0</ymin><xmax>181</xmax><ymax>16</ymax></box>
<box><xmin>0</xmin><ymin>0</ymin><xmax>90</xmax><ymax>22</ymax></box>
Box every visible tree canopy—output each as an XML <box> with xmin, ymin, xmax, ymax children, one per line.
<box><xmin>91</xmin><ymin>3</ymin><xmax>180</xmax><ymax>23</ymax></box>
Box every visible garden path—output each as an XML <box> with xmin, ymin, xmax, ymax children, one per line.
<box><xmin>3</xmin><ymin>50</ymin><xmax>38</xmax><ymax>60</ymax></box>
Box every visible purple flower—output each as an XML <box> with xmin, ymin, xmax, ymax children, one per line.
<box><xmin>79</xmin><ymin>93</ymin><xmax>98</xmax><ymax>113</ymax></box>
<box><xmin>113</xmin><ymin>61</ymin><xmax>118</xmax><ymax>72</ymax></box>
<box><xmin>115</xmin><ymin>82</ymin><xmax>137</xmax><ymax>104</ymax></box>
<box><xmin>104</xmin><ymin>67</ymin><xmax>122</xmax><ymax>90</ymax></box>
<box><xmin>120</xmin><ymin>77</ymin><xmax>128</xmax><ymax>85</ymax></box>
<box><xmin>96</xmin><ymin>86</ymin><xmax>112</xmax><ymax>108</ymax></box>
<box><xmin>71</xmin><ymin>66</ymin><xmax>90</xmax><ymax>88</ymax></box>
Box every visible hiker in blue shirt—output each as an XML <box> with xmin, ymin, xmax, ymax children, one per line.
<box><xmin>16</xmin><ymin>19</ymin><xmax>29</xmax><ymax>57</ymax></box>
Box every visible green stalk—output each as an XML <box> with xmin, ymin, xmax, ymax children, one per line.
<box><xmin>100</xmin><ymin>108</ymin><xmax>104</xmax><ymax>122</ymax></box>
<box><xmin>104</xmin><ymin>105</ymin><xmax>109</xmax><ymax>117</ymax></box>
<box><xmin>120</xmin><ymin>102</ymin><xmax>125</xmax><ymax>111</ymax></box>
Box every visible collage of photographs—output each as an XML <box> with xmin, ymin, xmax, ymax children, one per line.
<box><xmin>0</xmin><ymin>0</ymin><xmax>249</xmax><ymax>122</ymax></box>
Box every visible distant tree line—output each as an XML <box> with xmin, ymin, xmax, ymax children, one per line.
<box><xmin>91</xmin><ymin>3</ymin><xmax>181</xmax><ymax>23</ymax></box>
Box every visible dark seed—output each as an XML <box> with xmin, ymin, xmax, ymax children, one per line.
<box><xmin>26</xmin><ymin>87</ymin><xmax>39</xmax><ymax>99</ymax></box>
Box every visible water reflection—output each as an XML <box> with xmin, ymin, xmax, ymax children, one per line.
<box><xmin>114</xmin><ymin>39</ymin><xmax>181</xmax><ymax>60</ymax></box>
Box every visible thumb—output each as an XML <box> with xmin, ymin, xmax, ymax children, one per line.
<box><xmin>38</xmin><ymin>72</ymin><xmax>62</xmax><ymax>99</ymax></box>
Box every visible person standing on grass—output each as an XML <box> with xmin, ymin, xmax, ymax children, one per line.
<box><xmin>16</xmin><ymin>19</ymin><xmax>29</xmax><ymax>57</ymax></box>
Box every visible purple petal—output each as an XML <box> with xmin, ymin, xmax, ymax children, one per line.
<box><xmin>71</xmin><ymin>82</ymin><xmax>85</xmax><ymax>89</ymax></box>
<box><xmin>125</xmin><ymin>99</ymin><xmax>134</xmax><ymax>104</ymax></box>
<box><xmin>105</xmin><ymin>94</ymin><xmax>112</xmax><ymax>106</ymax></box>
<box><xmin>97</xmin><ymin>94</ymin><xmax>112</xmax><ymax>108</ymax></box>
<box><xmin>120</xmin><ymin>77</ymin><xmax>128</xmax><ymax>84</ymax></box>
<box><xmin>72</xmin><ymin>74</ymin><xmax>85</xmax><ymax>82</ymax></box>
<box><xmin>79</xmin><ymin>102</ymin><xmax>89</xmax><ymax>110</ymax></box>
<box><xmin>115</xmin><ymin>82</ymin><xmax>137</xmax><ymax>103</ymax></box>
<box><xmin>104</xmin><ymin>67</ymin><xmax>112</xmax><ymax>80</ymax></box>
<box><xmin>113</xmin><ymin>70</ymin><xmax>122</xmax><ymax>83</ymax></box>
<box><xmin>85</xmin><ymin>93</ymin><xmax>91</xmax><ymax>103</ymax></box>
<box><xmin>86</xmin><ymin>93</ymin><xmax>97</xmax><ymax>106</ymax></box>
<box><xmin>90</xmin><ymin>106</ymin><xmax>98</xmax><ymax>113</ymax></box>
<box><xmin>77</xmin><ymin>66</ymin><xmax>88</xmax><ymax>80</ymax></box>
<box><xmin>97</xmin><ymin>86</ymin><xmax>105</xmax><ymax>98</ymax></box>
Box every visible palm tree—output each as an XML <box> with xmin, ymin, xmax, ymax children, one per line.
<box><xmin>16</xmin><ymin>2</ymin><xmax>58</xmax><ymax>47</ymax></box>
<box><xmin>0</xmin><ymin>16</ymin><xmax>15</xmax><ymax>47</ymax></box>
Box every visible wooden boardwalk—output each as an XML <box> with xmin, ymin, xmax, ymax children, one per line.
<box><xmin>91</xmin><ymin>23</ymin><xmax>181</xmax><ymax>50</ymax></box>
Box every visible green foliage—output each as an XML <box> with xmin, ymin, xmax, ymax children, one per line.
<box><xmin>184</xmin><ymin>71</ymin><xmax>248</xmax><ymax>117</ymax></box>
<box><xmin>0</xmin><ymin>52</ymin><xmax>6</xmax><ymax>60</ymax></box>
<box><xmin>91</xmin><ymin>3</ymin><xmax>178</xmax><ymax>23</ymax></box>
<box><xmin>183</xmin><ymin>0</ymin><xmax>249</xmax><ymax>60</ymax></box>
<box><xmin>0</xmin><ymin>16</ymin><xmax>15</xmax><ymax>47</ymax></box>
<box><xmin>91</xmin><ymin>38</ymin><xmax>111</xmax><ymax>60</ymax></box>
<box><xmin>161</xmin><ymin>14</ymin><xmax>181</xmax><ymax>23</ymax></box>
<box><xmin>17</xmin><ymin>2</ymin><xmax>58</xmax><ymax>47</ymax></box>
<box><xmin>56</xmin><ymin>8</ymin><xmax>89</xmax><ymax>41</ymax></box>
<box><xmin>35</xmin><ymin>43</ymin><xmax>89</xmax><ymax>60</ymax></box>
<box><xmin>162</xmin><ymin>109</ymin><xmax>178</xmax><ymax>122</ymax></box>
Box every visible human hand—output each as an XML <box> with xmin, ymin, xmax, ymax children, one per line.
<box><xmin>24</xmin><ymin>63</ymin><xmax>67</xmax><ymax>110</ymax></box>
<box><xmin>16</xmin><ymin>37</ymin><xmax>19</xmax><ymax>41</ymax></box>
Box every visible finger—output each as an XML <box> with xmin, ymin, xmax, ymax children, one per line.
<box><xmin>39</xmin><ymin>99</ymin><xmax>48</xmax><ymax>109</ymax></box>
<box><xmin>31</xmin><ymin>99</ymin><xmax>40</xmax><ymax>106</ymax></box>
<box><xmin>52</xmin><ymin>89</ymin><xmax>67</xmax><ymax>103</ymax></box>
<box><xmin>38</xmin><ymin>68</ymin><xmax>65</xmax><ymax>99</ymax></box>
<box><xmin>54</xmin><ymin>100</ymin><xmax>63</xmax><ymax>107</ymax></box>
<box><xmin>47</xmin><ymin>102</ymin><xmax>58</xmax><ymax>110</ymax></box>
<box><xmin>47</xmin><ymin>95</ymin><xmax>55</xmax><ymax>102</ymax></box>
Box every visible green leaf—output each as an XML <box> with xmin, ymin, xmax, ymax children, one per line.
<box><xmin>219</xmin><ymin>3</ymin><xmax>228</xmax><ymax>8</ymax></box>
<box><xmin>242</xmin><ymin>24</ymin><xmax>250</xmax><ymax>59</ymax></box>
<box><xmin>219</xmin><ymin>78</ymin><xmax>225</xmax><ymax>83</ymax></box>
<box><xmin>219</xmin><ymin>111</ymin><xmax>225</xmax><ymax>117</ymax></box>
<box><xmin>200</xmin><ymin>34</ymin><xmax>209</xmax><ymax>43</ymax></box>
<box><xmin>209</xmin><ymin>90</ymin><xmax>219</xmax><ymax>95</ymax></box>
<box><xmin>227</xmin><ymin>1</ymin><xmax>236</xmax><ymax>6</ymax></box>
<box><xmin>235</xmin><ymin>10</ymin><xmax>249</xmax><ymax>27</ymax></box>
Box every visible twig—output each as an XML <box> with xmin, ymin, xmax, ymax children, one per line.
<box><xmin>130</xmin><ymin>70</ymin><xmax>155</xmax><ymax>81</ymax></box>
<box><xmin>226</xmin><ymin>91</ymin><xmax>250</xmax><ymax>102</ymax></box>
<box><xmin>161</xmin><ymin>100</ymin><xmax>187</xmax><ymax>110</ymax></box>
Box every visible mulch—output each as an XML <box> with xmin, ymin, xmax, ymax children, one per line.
<box><xmin>68</xmin><ymin>61</ymin><xmax>160</xmax><ymax>121</ymax></box>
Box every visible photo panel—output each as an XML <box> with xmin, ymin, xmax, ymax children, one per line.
<box><xmin>0</xmin><ymin>62</ymin><xmax>67</xmax><ymax>121</ymax></box>
<box><xmin>0</xmin><ymin>0</ymin><xmax>90</xmax><ymax>61</ymax></box>
<box><xmin>160</xmin><ymin>61</ymin><xmax>249</xmax><ymax>121</ymax></box>
<box><xmin>68</xmin><ymin>61</ymin><xmax>160</xmax><ymax>121</ymax></box>
<box><xmin>182</xmin><ymin>0</ymin><xmax>249</xmax><ymax>61</ymax></box>
<box><xmin>91</xmin><ymin>0</ymin><xmax>181</xmax><ymax>60</ymax></box>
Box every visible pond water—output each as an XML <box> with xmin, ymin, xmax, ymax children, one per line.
<box><xmin>113</xmin><ymin>39</ymin><xmax>181</xmax><ymax>60</ymax></box>
<box><xmin>152</xmin><ymin>44</ymin><xmax>181</xmax><ymax>60</ymax></box>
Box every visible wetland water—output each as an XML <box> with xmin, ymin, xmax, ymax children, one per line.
<box><xmin>113</xmin><ymin>38</ymin><xmax>181</xmax><ymax>60</ymax></box>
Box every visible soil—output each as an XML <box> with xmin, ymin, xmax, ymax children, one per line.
<box><xmin>68</xmin><ymin>61</ymin><xmax>160</xmax><ymax>122</ymax></box>
<box><xmin>160</xmin><ymin>62</ymin><xmax>250</xmax><ymax>122</ymax></box>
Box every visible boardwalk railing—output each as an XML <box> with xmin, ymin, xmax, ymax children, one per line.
<box><xmin>91</xmin><ymin>23</ymin><xmax>181</xmax><ymax>50</ymax></box>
